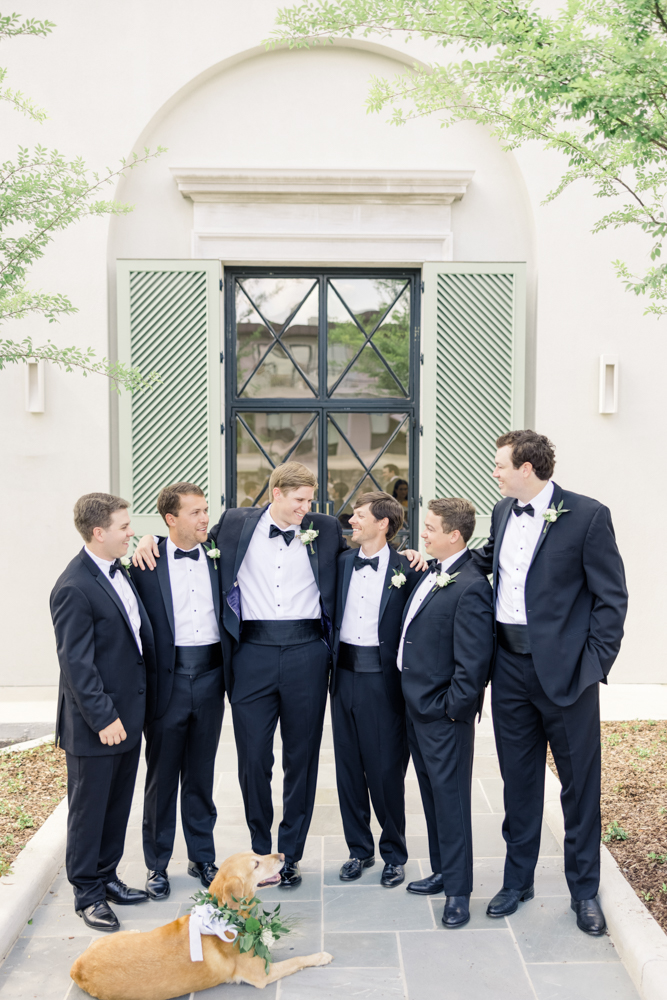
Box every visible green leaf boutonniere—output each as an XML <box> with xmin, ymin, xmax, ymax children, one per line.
<box><xmin>388</xmin><ymin>567</ymin><xmax>407</xmax><ymax>590</ymax></box>
<box><xmin>542</xmin><ymin>501</ymin><xmax>570</xmax><ymax>535</ymax></box>
<box><xmin>204</xmin><ymin>542</ymin><xmax>221</xmax><ymax>569</ymax></box>
<box><xmin>432</xmin><ymin>571</ymin><xmax>459</xmax><ymax>593</ymax></box>
<box><xmin>298</xmin><ymin>521</ymin><xmax>319</xmax><ymax>555</ymax></box>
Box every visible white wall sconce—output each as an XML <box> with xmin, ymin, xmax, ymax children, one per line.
<box><xmin>25</xmin><ymin>359</ymin><xmax>45</xmax><ymax>413</ymax></box>
<box><xmin>599</xmin><ymin>355</ymin><xmax>618</xmax><ymax>414</ymax></box>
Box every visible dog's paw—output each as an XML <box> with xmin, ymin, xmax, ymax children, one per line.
<box><xmin>314</xmin><ymin>952</ymin><xmax>333</xmax><ymax>967</ymax></box>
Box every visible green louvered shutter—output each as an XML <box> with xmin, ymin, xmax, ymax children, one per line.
<box><xmin>117</xmin><ymin>260</ymin><xmax>222</xmax><ymax>536</ymax></box>
<box><xmin>420</xmin><ymin>263</ymin><xmax>526</xmax><ymax>544</ymax></box>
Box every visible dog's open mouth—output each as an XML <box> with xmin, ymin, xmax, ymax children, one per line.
<box><xmin>256</xmin><ymin>873</ymin><xmax>282</xmax><ymax>887</ymax></box>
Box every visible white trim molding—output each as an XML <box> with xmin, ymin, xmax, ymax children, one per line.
<box><xmin>170</xmin><ymin>167</ymin><xmax>474</xmax><ymax>263</ymax></box>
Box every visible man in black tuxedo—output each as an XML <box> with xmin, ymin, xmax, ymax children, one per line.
<box><xmin>134</xmin><ymin>462</ymin><xmax>424</xmax><ymax>887</ymax></box>
<box><xmin>50</xmin><ymin>494</ymin><xmax>157</xmax><ymax>931</ymax></box>
<box><xmin>471</xmin><ymin>430</ymin><xmax>627</xmax><ymax>935</ymax></box>
<box><xmin>332</xmin><ymin>491</ymin><xmax>423</xmax><ymax>889</ymax></box>
<box><xmin>130</xmin><ymin>483</ymin><xmax>224</xmax><ymax>901</ymax></box>
<box><xmin>399</xmin><ymin>498</ymin><xmax>494</xmax><ymax>928</ymax></box>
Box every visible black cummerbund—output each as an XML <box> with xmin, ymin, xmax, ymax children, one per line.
<box><xmin>174</xmin><ymin>642</ymin><xmax>222</xmax><ymax>676</ymax></box>
<box><xmin>496</xmin><ymin>622</ymin><xmax>532</xmax><ymax>655</ymax></box>
<box><xmin>338</xmin><ymin>642</ymin><xmax>382</xmax><ymax>673</ymax></box>
<box><xmin>241</xmin><ymin>619</ymin><xmax>323</xmax><ymax>646</ymax></box>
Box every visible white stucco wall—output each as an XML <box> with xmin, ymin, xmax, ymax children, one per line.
<box><xmin>0</xmin><ymin>0</ymin><xmax>662</xmax><ymax>686</ymax></box>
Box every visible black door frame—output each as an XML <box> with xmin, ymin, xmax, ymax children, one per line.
<box><xmin>224</xmin><ymin>266</ymin><xmax>421</xmax><ymax>547</ymax></box>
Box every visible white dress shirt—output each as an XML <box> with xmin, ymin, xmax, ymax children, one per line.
<box><xmin>397</xmin><ymin>549</ymin><xmax>467</xmax><ymax>670</ymax></box>
<box><xmin>166</xmin><ymin>538</ymin><xmax>220</xmax><ymax>646</ymax></box>
<box><xmin>496</xmin><ymin>480</ymin><xmax>554</xmax><ymax>625</ymax></box>
<box><xmin>340</xmin><ymin>544</ymin><xmax>390</xmax><ymax>646</ymax></box>
<box><xmin>85</xmin><ymin>547</ymin><xmax>143</xmax><ymax>653</ymax></box>
<box><xmin>236</xmin><ymin>508</ymin><xmax>321</xmax><ymax>621</ymax></box>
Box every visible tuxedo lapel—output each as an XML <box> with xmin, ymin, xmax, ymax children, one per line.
<box><xmin>205</xmin><ymin>545</ymin><xmax>221</xmax><ymax>625</ymax></box>
<box><xmin>93</xmin><ymin>567</ymin><xmax>139</xmax><ymax>649</ymax></box>
<box><xmin>529</xmin><ymin>481</ymin><xmax>563</xmax><ymax>569</ymax></box>
<box><xmin>155</xmin><ymin>540</ymin><xmax>175</xmax><ymax>639</ymax></box>
<box><xmin>379</xmin><ymin>547</ymin><xmax>401</xmax><ymax>624</ymax></box>
<box><xmin>305</xmin><ymin>523</ymin><xmax>320</xmax><ymax>591</ymax></box>
<box><xmin>232</xmin><ymin>505</ymin><xmax>266</xmax><ymax>584</ymax></box>
<box><xmin>492</xmin><ymin>499</ymin><xmax>513</xmax><ymax>587</ymax></box>
<box><xmin>339</xmin><ymin>549</ymin><xmax>356</xmax><ymax>623</ymax></box>
<box><xmin>409</xmin><ymin>549</ymin><xmax>472</xmax><ymax>625</ymax></box>
<box><xmin>125</xmin><ymin>572</ymin><xmax>152</xmax><ymax>644</ymax></box>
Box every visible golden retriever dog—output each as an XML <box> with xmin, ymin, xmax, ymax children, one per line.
<box><xmin>70</xmin><ymin>851</ymin><xmax>332</xmax><ymax>999</ymax></box>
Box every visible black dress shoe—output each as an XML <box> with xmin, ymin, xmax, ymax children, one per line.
<box><xmin>77</xmin><ymin>900</ymin><xmax>120</xmax><ymax>932</ymax></box>
<box><xmin>381</xmin><ymin>863</ymin><xmax>405</xmax><ymax>888</ymax></box>
<box><xmin>146</xmin><ymin>869</ymin><xmax>170</xmax><ymax>900</ymax></box>
<box><xmin>339</xmin><ymin>856</ymin><xmax>375</xmax><ymax>881</ymax></box>
<box><xmin>280</xmin><ymin>861</ymin><xmax>302</xmax><ymax>887</ymax></box>
<box><xmin>571</xmin><ymin>896</ymin><xmax>606</xmax><ymax>935</ymax></box>
<box><xmin>406</xmin><ymin>872</ymin><xmax>443</xmax><ymax>895</ymax></box>
<box><xmin>105</xmin><ymin>879</ymin><xmax>149</xmax><ymax>906</ymax></box>
<box><xmin>442</xmin><ymin>894</ymin><xmax>471</xmax><ymax>928</ymax></box>
<box><xmin>188</xmin><ymin>861</ymin><xmax>219</xmax><ymax>888</ymax></box>
<box><xmin>486</xmin><ymin>884</ymin><xmax>535</xmax><ymax>917</ymax></box>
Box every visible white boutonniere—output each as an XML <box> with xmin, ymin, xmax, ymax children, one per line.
<box><xmin>205</xmin><ymin>543</ymin><xmax>221</xmax><ymax>569</ymax></box>
<box><xmin>542</xmin><ymin>501</ymin><xmax>570</xmax><ymax>534</ymax></box>
<box><xmin>432</xmin><ymin>571</ymin><xmax>459</xmax><ymax>593</ymax></box>
<box><xmin>120</xmin><ymin>556</ymin><xmax>132</xmax><ymax>578</ymax></box>
<box><xmin>298</xmin><ymin>521</ymin><xmax>319</xmax><ymax>555</ymax></box>
<box><xmin>389</xmin><ymin>567</ymin><xmax>407</xmax><ymax>589</ymax></box>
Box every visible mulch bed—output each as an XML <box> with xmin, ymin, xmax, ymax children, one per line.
<box><xmin>0</xmin><ymin>741</ymin><xmax>67</xmax><ymax>877</ymax></box>
<box><xmin>548</xmin><ymin>720</ymin><xmax>667</xmax><ymax>932</ymax></box>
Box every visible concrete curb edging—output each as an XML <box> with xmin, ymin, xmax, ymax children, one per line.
<box><xmin>543</xmin><ymin>764</ymin><xmax>667</xmax><ymax>1000</ymax></box>
<box><xmin>0</xmin><ymin>782</ymin><xmax>68</xmax><ymax>962</ymax></box>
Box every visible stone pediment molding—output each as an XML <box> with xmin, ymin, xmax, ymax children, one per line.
<box><xmin>170</xmin><ymin>167</ymin><xmax>474</xmax><ymax>262</ymax></box>
<box><xmin>170</xmin><ymin>167</ymin><xmax>474</xmax><ymax>206</ymax></box>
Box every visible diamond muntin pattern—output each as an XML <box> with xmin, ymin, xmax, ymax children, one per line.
<box><xmin>130</xmin><ymin>270</ymin><xmax>209</xmax><ymax>514</ymax></box>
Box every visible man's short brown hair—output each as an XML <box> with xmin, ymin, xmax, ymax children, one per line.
<box><xmin>428</xmin><ymin>498</ymin><xmax>476</xmax><ymax>543</ymax></box>
<box><xmin>74</xmin><ymin>493</ymin><xmax>129</xmax><ymax>543</ymax></box>
<box><xmin>353</xmin><ymin>491</ymin><xmax>405</xmax><ymax>541</ymax></box>
<box><xmin>269</xmin><ymin>462</ymin><xmax>318</xmax><ymax>496</ymax></box>
<box><xmin>496</xmin><ymin>430</ymin><xmax>556</xmax><ymax>481</ymax></box>
<box><xmin>157</xmin><ymin>482</ymin><xmax>205</xmax><ymax>522</ymax></box>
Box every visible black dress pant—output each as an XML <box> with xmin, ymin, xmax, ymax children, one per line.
<box><xmin>406</xmin><ymin>710</ymin><xmax>475</xmax><ymax>896</ymax></box>
<box><xmin>142</xmin><ymin>667</ymin><xmax>224</xmax><ymax>870</ymax></box>
<box><xmin>492</xmin><ymin>646</ymin><xmax>601</xmax><ymax>900</ymax></box>
<box><xmin>230</xmin><ymin>637</ymin><xmax>330</xmax><ymax>862</ymax></box>
<box><xmin>65</xmin><ymin>741</ymin><xmax>141</xmax><ymax>910</ymax></box>
<box><xmin>331</xmin><ymin>669</ymin><xmax>408</xmax><ymax>864</ymax></box>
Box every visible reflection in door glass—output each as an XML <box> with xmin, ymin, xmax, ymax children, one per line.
<box><xmin>327</xmin><ymin>412</ymin><xmax>410</xmax><ymax>543</ymax></box>
<box><xmin>327</xmin><ymin>279</ymin><xmax>410</xmax><ymax>398</ymax></box>
<box><xmin>236</xmin><ymin>278</ymin><xmax>319</xmax><ymax>398</ymax></box>
<box><xmin>236</xmin><ymin>412</ymin><xmax>318</xmax><ymax>507</ymax></box>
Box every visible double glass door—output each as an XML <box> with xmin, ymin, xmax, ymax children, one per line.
<box><xmin>225</xmin><ymin>268</ymin><xmax>420</xmax><ymax>547</ymax></box>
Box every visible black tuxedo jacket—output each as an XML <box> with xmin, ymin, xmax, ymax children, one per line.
<box><xmin>400</xmin><ymin>550</ymin><xmax>494</xmax><ymax>725</ymax></box>
<box><xmin>130</xmin><ymin>539</ymin><xmax>224</xmax><ymax>720</ymax></box>
<box><xmin>208</xmin><ymin>505</ymin><xmax>348</xmax><ymax>695</ymax></box>
<box><xmin>332</xmin><ymin>547</ymin><xmax>422</xmax><ymax>715</ymax></box>
<box><xmin>471</xmin><ymin>482</ymin><xmax>628</xmax><ymax>706</ymax></box>
<box><xmin>50</xmin><ymin>548</ymin><xmax>157</xmax><ymax>756</ymax></box>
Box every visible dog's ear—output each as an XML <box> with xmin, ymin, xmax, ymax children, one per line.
<box><xmin>213</xmin><ymin>875</ymin><xmax>245</xmax><ymax>907</ymax></box>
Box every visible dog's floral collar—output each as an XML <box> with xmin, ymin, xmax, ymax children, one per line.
<box><xmin>189</xmin><ymin>890</ymin><xmax>293</xmax><ymax>973</ymax></box>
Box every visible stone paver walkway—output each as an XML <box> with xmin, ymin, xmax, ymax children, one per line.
<box><xmin>0</xmin><ymin>708</ymin><xmax>639</xmax><ymax>1000</ymax></box>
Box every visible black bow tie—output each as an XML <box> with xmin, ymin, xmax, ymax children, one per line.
<box><xmin>269</xmin><ymin>524</ymin><xmax>295</xmax><ymax>546</ymax></box>
<box><xmin>174</xmin><ymin>547</ymin><xmax>200</xmax><ymax>561</ymax></box>
<box><xmin>109</xmin><ymin>558</ymin><xmax>123</xmax><ymax>578</ymax></box>
<box><xmin>511</xmin><ymin>501</ymin><xmax>534</xmax><ymax>517</ymax></box>
<box><xmin>354</xmin><ymin>555</ymin><xmax>379</xmax><ymax>572</ymax></box>
<box><xmin>428</xmin><ymin>559</ymin><xmax>441</xmax><ymax>573</ymax></box>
